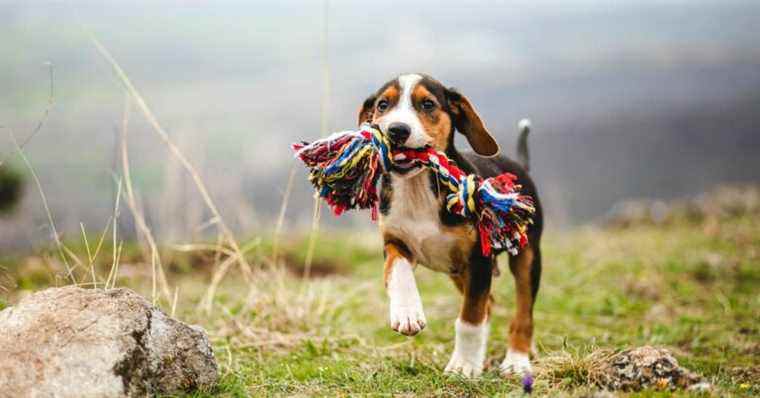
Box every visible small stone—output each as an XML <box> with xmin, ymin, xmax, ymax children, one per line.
<box><xmin>596</xmin><ymin>346</ymin><xmax>702</xmax><ymax>392</ymax></box>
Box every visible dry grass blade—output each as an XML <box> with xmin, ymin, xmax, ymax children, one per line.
<box><xmin>60</xmin><ymin>244</ymin><xmax>84</xmax><ymax>275</ymax></box>
<box><xmin>80</xmin><ymin>222</ymin><xmax>97</xmax><ymax>288</ymax></box>
<box><xmin>8</xmin><ymin>131</ymin><xmax>76</xmax><ymax>284</ymax></box>
<box><xmin>303</xmin><ymin>0</ymin><xmax>331</xmax><ymax>274</ymax></box>
<box><xmin>171</xmin><ymin>243</ymin><xmax>236</xmax><ymax>257</ymax></box>
<box><xmin>90</xmin><ymin>216</ymin><xmax>114</xmax><ymax>276</ymax></box>
<box><xmin>89</xmin><ymin>35</ymin><xmax>254</xmax><ymax>286</ymax></box>
<box><xmin>171</xmin><ymin>286</ymin><xmax>180</xmax><ymax>318</ymax></box>
<box><xmin>199</xmin><ymin>238</ymin><xmax>260</xmax><ymax>314</ymax></box>
<box><xmin>118</xmin><ymin>94</ymin><xmax>172</xmax><ymax>303</ymax></box>
<box><xmin>303</xmin><ymin>193</ymin><xmax>322</xmax><ymax>279</ymax></box>
<box><xmin>199</xmin><ymin>254</ymin><xmax>238</xmax><ymax>314</ymax></box>
<box><xmin>105</xmin><ymin>177</ymin><xmax>123</xmax><ymax>289</ymax></box>
<box><xmin>271</xmin><ymin>162</ymin><xmax>297</xmax><ymax>266</ymax></box>
<box><xmin>106</xmin><ymin>241</ymin><xmax>124</xmax><ymax>290</ymax></box>
<box><xmin>1</xmin><ymin>65</ymin><xmax>74</xmax><ymax>283</ymax></box>
<box><xmin>0</xmin><ymin>62</ymin><xmax>55</xmax><ymax>168</ymax></box>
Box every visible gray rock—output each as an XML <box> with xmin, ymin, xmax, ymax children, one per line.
<box><xmin>596</xmin><ymin>346</ymin><xmax>702</xmax><ymax>391</ymax></box>
<box><xmin>0</xmin><ymin>286</ymin><xmax>218</xmax><ymax>397</ymax></box>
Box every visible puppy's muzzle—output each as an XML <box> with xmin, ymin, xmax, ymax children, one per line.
<box><xmin>387</xmin><ymin>122</ymin><xmax>411</xmax><ymax>145</ymax></box>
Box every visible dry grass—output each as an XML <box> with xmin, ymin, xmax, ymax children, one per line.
<box><xmin>89</xmin><ymin>34</ymin><xmax>254</xmax><ymax>303</ymax></box>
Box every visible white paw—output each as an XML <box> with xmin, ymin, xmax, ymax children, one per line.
<box><xmin>444</xmin><ymin>319</ymin><xmax>489</xmax><ymax>378</ymax></box>
<box><xmin>389</xmin><ymin>302</ymin><xmax>426</xmax><ymax>336</ymax></box>
<box><xmin>445</xmin><ymin>350</ymin><xmax>484</xmax><ymax>378</ymax></box>
<box><xmin>387</xmin><ymin>257</ymin><xmax>425</xmax><ymax>336</ymax></box>
<box><xmin>500</xmin><ymin>349</ymin><xmax>532</xmax><ymax>377</ymax></box>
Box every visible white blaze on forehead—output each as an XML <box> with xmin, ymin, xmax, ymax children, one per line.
<box><xmin>379</xmin><ymin>73</ymin><xmax>429</xmax><ymax>148</ymax></box>
<box><xmin>398</xmin><ymin>73</ymin><xmax>423</xmax><ymax>107</ymax></box>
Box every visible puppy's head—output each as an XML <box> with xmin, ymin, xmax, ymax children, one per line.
<box><xmin>358</xmin><ymin>74</ymin><xmax>499</xmax><ymax>162</ymax></box>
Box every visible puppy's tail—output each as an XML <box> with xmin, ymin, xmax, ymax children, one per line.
<box><xmin>516</xmin><ymin>118</ymin><xmax>531</xmax><ymax>171</ymax></box>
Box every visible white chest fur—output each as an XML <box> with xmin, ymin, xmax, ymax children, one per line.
<box><xmin>380</xmin><ymin>170</ymin><xmax>473</xmax><ymax>273</ymax></box>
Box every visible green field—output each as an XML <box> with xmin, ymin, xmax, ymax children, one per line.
<box><xmin>1</xmin><ymin>215</ymin><xmax>758</xmax><ymax>397</ymax></box>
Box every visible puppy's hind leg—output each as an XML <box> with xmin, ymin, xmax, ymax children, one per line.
<box><xmin>384</xmin><ymin>241</ymin><xmax>426</xmax><ymax>336</ymax></box>
<box><xmin>500</xmin><ymin>244</ymin><xmax>540</xmax><ymax>377</ymax></box>
<box><xmin>445</xmin><ymin>250</ymin><xmax>493</xmax><ymax>378</ymax></box>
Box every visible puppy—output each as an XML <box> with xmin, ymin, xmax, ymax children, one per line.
<box><xmin>358</xmin><ymin>74</ymin><xmax>544</xmax><ymax>378</ymax></box>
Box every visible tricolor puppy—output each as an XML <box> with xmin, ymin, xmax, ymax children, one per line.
<box><xmin>358</xmin><ymin>74</ymin><xmax>543</xmax><ymax>378</ymax></box>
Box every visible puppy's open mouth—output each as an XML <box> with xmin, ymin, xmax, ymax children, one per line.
<box><xmin>389</xmin><ymin>147</ymin><xmax>428</xmax><ymax>175</ymax></box>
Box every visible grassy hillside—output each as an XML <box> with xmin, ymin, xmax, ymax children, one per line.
<box><xmin>0</xmin><ymin>215</ymin><xmax>757</xmax><ymax>396</ymax></box>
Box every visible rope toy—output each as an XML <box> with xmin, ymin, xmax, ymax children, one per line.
<box><xmin>292</xmin><ymin>124</ymin><xmax>535</xmax><ymax>257</ymax></box>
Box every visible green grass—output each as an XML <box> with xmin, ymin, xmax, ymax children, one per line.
<box><xmin>1</xmin><ymin>217</ymin><xmax>758</xmax><ymax>397</ymax></box>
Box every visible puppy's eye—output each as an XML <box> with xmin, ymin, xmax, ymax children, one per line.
<box><xmin>421</xmin><ymin>99</ymin><xmax>436</xmax><ymax>111</ymax></box>
<box><xmin>377</xmin><ymin>100</ymin><xmax>389</xmax><ymax>112</ymax></box>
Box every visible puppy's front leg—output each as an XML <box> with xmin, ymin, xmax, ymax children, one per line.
<box><xmin>384</xmin><ymin>242</ymin><xmax>426</xmax><ymax>336</ymax></box>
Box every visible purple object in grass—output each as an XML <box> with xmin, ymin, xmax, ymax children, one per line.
<box><xmin>522</xmin><ymin>373</ymin><xmax>534</xmax><ymax>394</ymax></box>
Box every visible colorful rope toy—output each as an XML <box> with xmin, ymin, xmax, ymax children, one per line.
<box><xmin>292</xmin><ymin>124</ymin><xmax>535</xmax><ymax>257</ymax></box>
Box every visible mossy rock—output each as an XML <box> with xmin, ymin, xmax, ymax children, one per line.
<box><xmin>0</xmin><ymin>166</ymin><xmax>24</xmax><ymax>214</ymax></box>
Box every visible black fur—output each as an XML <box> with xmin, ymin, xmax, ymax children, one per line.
<box><xmin>466</xmin><ymin>238</ymin><xmax>494</xmax><ymax>301</ymax></box>
<box><xmin>383</xmin><ymin>237</ymin><xmax>413</xmax><ymax>260</ymax></box>
<box><xmin>379</xmin><ymin>175</ymin><xmax>392</xmax><ymax>216</ymax></box>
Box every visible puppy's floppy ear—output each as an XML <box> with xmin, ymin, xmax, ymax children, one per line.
<box><xmin>446</xmin><ymin>88</ymin><xmax>499</xmax><ymax>157</ymax></box>
<box><xmin>357</xmin><ymin>94</ymin><xmax>377</xmax><ymax>126</ymax></box>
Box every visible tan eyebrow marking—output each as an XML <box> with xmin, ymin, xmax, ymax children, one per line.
<box><xmin>378</xmin><ymin>86</ymin><xmax>400</xmax><ymax>108</ymax></box>
<box><xmin>412</xmin><ymin>85</ymin><xmax>438</xmax><ymax>105</ymax></box>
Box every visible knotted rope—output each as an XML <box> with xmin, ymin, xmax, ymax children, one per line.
<box><xmin>292</xmin><ymin>124</ymin><xmax>535</xmax><ymax>256</ymax></box>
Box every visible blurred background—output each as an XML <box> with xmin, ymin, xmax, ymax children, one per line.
<box><xmin>1</xmin><ymin>0</ymin><xmax>759</xmax><ymax>250</ymax></box>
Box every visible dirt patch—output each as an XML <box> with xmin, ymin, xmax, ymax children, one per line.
<box><xmin>282</xmin><ymin>254</ymin><xmax>345</xmax><ymax>278</ymax></box>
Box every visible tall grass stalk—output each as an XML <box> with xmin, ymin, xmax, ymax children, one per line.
<box><xmin>304</xmin><ymin>0</ymin><xmax>331</xmax><ymax>275</ymax></box>
<box><xmin>9</xmin><ymin>131</ymin><xmax>76</xmax><ymax>284</ymax></box>
<box><xmin>89</xmin><ymin>35</ymin><xmax>254</xmax><ymax>292</ymax></box>
<box><xmin>119</xmin><ymin>94</ymin><xmax>172</xmax><ymax>303</ymax></box>
<box><xmin>271</xmin><ymin>162</ymin><xmax>297</xmax><ymax>267</ymax></box>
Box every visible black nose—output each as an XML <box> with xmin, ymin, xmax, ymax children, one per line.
<box><xmin>387</xmin><ymin>122</ymin><xmax>411</xmax><ymax>144</ymax></box>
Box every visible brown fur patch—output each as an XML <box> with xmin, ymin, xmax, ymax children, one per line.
<box><xmin>383</xmin><ymin>240</ymin><xmax>411</xmax><ymax>288</ymax></box>
<box><xmin>450</xmin><ymin>274</ymin><xmax>466</xmax><ymax>293</ymax></box>
<box><xmin>508</xmin><ymin>245</ymin><xmax>535</xmax><ymax>353</ymax></box>
<box><xmin>375</xmin><ymin>85</ymin><xmax>400</xmax><ymax>118</ymax></box>
<box><xmin>448</xmin><ymin>245</ymin><xmax>468</xmax><ymax>276</ymax></box>
<box><xmin>443</xmin><ymin>223</ymin><xmax>477</xmax><ymax>273</ymax></box>
<box><xmin>447</xmin><ymin>90</ymin><xmax>499</xmax><ymax>156</ymax></box>
<box><xmin>459</xmin><ymin>272</ymin><xmax>493</xmax><ymax>325</ymax></box>
<box><xmin>412</xmin><ymin>84</ymin><xmax>452</xmax><ymax>152</ymax></box>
